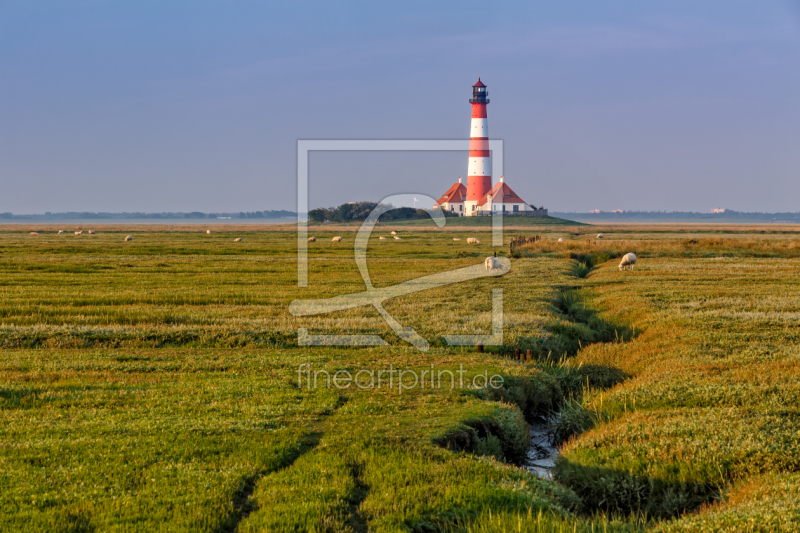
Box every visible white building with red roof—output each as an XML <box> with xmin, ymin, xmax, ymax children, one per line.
<box><xmin>435</xmin><ymin>175</ymin><xmax>545</xmax><ymax>216</ymax></box>
<box><xmin>434</xmin><ymin>177</ymin><xmax>467</xmax><ymax>214</ymax></box>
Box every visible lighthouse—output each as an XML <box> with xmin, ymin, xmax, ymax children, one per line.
<box><xmin>465</xmin><ymin>79</ymin><xmax>491</xmax><ymax>215</ymax></box>
<box><xmin>434</xmin><ymin>79</ymin><xmax>546</xmax><ymax>217</ymax></box>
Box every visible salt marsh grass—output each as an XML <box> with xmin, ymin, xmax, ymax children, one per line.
<box><xmin>1</xmin><ymin>225</ymin><xmax>799</xmax><ymax>531</ymax></box>
<box><xmin>554</xmin><ymin>246</ymin><xmax>800</xmax><ymax>526</ymax></box>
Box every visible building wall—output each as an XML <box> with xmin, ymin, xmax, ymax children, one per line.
<box><xmin>488</xmin><ymin>202</ymin><xmax>531</xmax><ymax>212</ymax></box>
<box><xmin>441</xmin><ymin>202</ymin><xmax>464</xmax><ymax>214</ymax></box>
<box><xmin>472</xmin><ymin>205</ymin><xmax>548</xmax><ymax>217</ymax></box>
<box><xmin>464</xmin><ymin>201</ymin><xmax>478</xmax><ymax>215</ymax></box>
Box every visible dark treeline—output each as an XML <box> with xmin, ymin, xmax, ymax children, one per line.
<box><xmin>0</xmin><ymin>211</ymin><xmax>296</xmax><ymax>220</ymax></box>
<box><xmin>308</xmin><ymin>202</ymin><xmax>457</xmax><ymax>223</ymax></box>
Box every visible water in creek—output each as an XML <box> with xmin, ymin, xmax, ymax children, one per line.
<box><xmin>524</xmin><ymin>419</ymin><xmax>559</xmax><ymax>478</ymax></box>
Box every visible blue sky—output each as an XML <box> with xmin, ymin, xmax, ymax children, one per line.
<box><xmin>1</xmin><ymin>1</ymin><xmax>799</xmax><ymax>213</ymax></box>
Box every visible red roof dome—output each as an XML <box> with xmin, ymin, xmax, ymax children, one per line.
<box><xmin>473</xmin><ymin>78</ymin><xmax>486</xmax><ymax>87</ymax></box>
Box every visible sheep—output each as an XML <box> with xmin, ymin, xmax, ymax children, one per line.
<box><xmin>207</xmin><ymin>230</ymin><xmax>211</xmax><ymax>234</ymax></box>
<box><xmin>234</xmin><ymin>237</ymin><xmax>243</xmax><ymax>242</ymax></box>
<box><xmin>596</xmin><ymin>233</ymin><xmax>604</xmax><ymax>239</ymax></box>
<box><xmin>379</xmin><ymin>236</ymin><xmax>386</xmax><ymax>240</ymax></box>
<box><xmin>58</xmin><ymin>230</ymin><xmax>64</xmax><ymax>235</ymax></box>
<box><xmin>467</xmin><ymin>238</ymin><xmax>481</xmax><ymax>244</ymax></box>
<box><xmin>332</xmin><ymin>236</ymin><xmax>342</xmax><ymax>242</ymax></box>
<box><xmin>30</xmin><ymin>232</ymin><xmax>39</xmax><ymax>236</ymax></box>
<box><xmin>394</xmin><ymin>236</ymin><xmax>401</xmax><ymax>240</ymax></box>
<box><xmin>557</xmin><ymin>238</ymin><xmax>563</xmax><ymax>242</ymax></box>
<box><xmin>619</xmin><ymin>253</ymin><xmax>636</xmax><ymax>271</ymax></box>
<box><xmin>390</xmin><ymin>231</ymin><xmax>397</xmax><ymax>235</ymax></box>
<box><xmin>453</xmin><ymin>238</ymin><xmax>461</xmax><ymax>241</ymax></box>
<box><xmin>75</xmin><ymin>231</ymin><xmax>83</xmax><ymax>236</ymax></box>
<box><xmin>485</xmin><ymin>256</ymin><xmax>503</xmax><ymax>272</ymax></box>
<box><xmin>124</xmin><ymin>235</ymin><xmax>133</xmax><ymax>242</ymax></box>
<box><xmin>308</xmin><ymin>237</ymin><xmax>316</xmax><ymax>242</ymax></box>
<box><xmin>88</xmin><ymin>230</ymin><xmax>95</xmax><ymax>235</ymax></box>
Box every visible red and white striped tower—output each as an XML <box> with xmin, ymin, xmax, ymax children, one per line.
<box><xmin>465</xmin><ymin>78</ymin><xmax>491</xmax><ymax>215</ymax></box>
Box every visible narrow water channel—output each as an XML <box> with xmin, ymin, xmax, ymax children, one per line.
<box><xmin>524</xmin><ymin>419</ymin><xmax>559</xmax><ymax>478</ymax></box>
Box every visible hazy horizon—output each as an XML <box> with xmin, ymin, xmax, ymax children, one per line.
<box><xmin>2</xmin><ymin>1</ymin><xmax>799</xmax><ymax>214</ymax></box>
<box><xmin>4</xmin><ymin>206</ymin><xmax>800</xmax><ymax>217</ymax></box>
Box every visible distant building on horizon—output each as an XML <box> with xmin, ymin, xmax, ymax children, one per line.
<box><xmin>711</xmin><ymin>208</ymin><xmax>727</xmax><ymax>214</ymax></box>
<box><xmin>434</xmin><ymin>79</ymin><xmax>547</xmax><ymax>217</ymax></box>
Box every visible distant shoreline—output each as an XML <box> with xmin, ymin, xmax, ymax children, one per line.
<box><xmin>551</xmin><ymin>212</ymin><xmax>800</xmax><ymax>224</ymax></box>
<box><xmin>0</xmin><ymin>217</ymin><xmax>296</xmax><ymax>225</ymax></box>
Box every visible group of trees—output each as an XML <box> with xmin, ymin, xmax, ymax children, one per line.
<box><xmin>308</xmin><ymin>202</ymin><xmax>376</xmax><ymax>223</ymax></box>
<box><xmin>308</xmin><ymin>202</ymin><xmax>456</xmax><ymax>223</ymax></box>
<box><xmin>237</xmin><ymin>210</ymin><xmax>296</xmax><ymax>219</ymax></box>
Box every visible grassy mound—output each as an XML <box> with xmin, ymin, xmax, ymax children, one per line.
<box><xmin>386</xmin><ymin>215</ymin><xmax>585</xmax><ymax>227</ymax></box>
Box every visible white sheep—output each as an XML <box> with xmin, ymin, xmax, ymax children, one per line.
<box><xmin>453</xmin><ymin>238</ymin><xmax>461</xmax><ymax>241</ymax></box>
<box><xmin>467</xmin><ymin>238</ymin><xmax>481</xmax><ymax>244</ymax></box>
<box><xmin>394</xmin><ymin>236</ymin><xmax>401</xmax><ymax>240</ymax></box>
<box><xmin>485</xmin><ymin>256</ymin><xmax>503</xmax><ymax>272</ymax></box>
<box><xmin>207</xmin><ymin>230</ymin><xmax>211</xmax><ymax>234</ymax></box>
<box><xmin>58</xmin><ymin>230</ymin><xmax>64</xmax><ymax>235</ymax></box>
<box><xmin>619</xmin><ymin>253</ymin><xmax>636</xmax><ymax>271</ymax></box>
<box><xmin>234</xmin><ymin>237</ymin><xmax>243</xmax><ymax>242</ymax></box>
<box><xmin>124</xmin><ymin>235</ymin><xmax>133</xmax><ymax>242</ymax></box>
<box><xmin>30</xmin><ymin>232</ymin><xmax>39</xmax><ymax>236</ymax></box>
<box><xmin>596</xmin><ymin>233</ymin><xmax>604</xmax><ymax>239</ymax></box>
<box><xmin>88</xmin><ymin>230</ymin><xmax>95</xmax><ymax>235</ymax></box>
<box><xmin>390</xmin><ymin>231</ymin><xmax>397</xmax><ymax>235</ymax></box>
<box><xmin>332</xmin><ymin>236</ymin><xmax>342</xmax><ymax>242</ymax></box>
<box><xmin>557</xmin><ymin>238</ymin><xmax>563</xmax><ymax>243</ymax></box>
<box><xmin>379</xmin><ymin>236</ymin><xmax>386</xmax><ymax>240</ymax></box>
<box><xmin>308</xmin><ymin>237</ymin><xmax>316</xmax><ymax>242</ymax></box>
<box><xmin>75</xmin><ymin>231</ymin><xmax>83</xmax><ymax>236</ymax></box>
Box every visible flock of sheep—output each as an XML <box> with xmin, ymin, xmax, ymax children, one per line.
<box><xmin>314</xmin><ymin>232</ymin><xmax>482</xmax><ymax>244</ymax></box>
<box><xmin>32</xmin><ymin>229</ymin><xmax>247</xmax><ymax>243</ymax></box>
<box><xmin>316</xmin><ymin>232</ymin><xmax>639</xmax><ymax>271</ymax></box>
<box><xmin>32</xmin><ymin>230</ymin><xmax>102</xmax><ymax>236</ymax></box>
<box><xmin>36</xmin><ymin>230</ymin><xmax>97</xmax><ymax>236</ymax></box>
<box><xmin>49</xmin><ymin>230</ymin><xmax>133</xmax><ymax>241</ymax></box>
<box><xmin>26</xmin><ymin>228</ymin><xmax>638</xmax><ymax>271</ymax></box>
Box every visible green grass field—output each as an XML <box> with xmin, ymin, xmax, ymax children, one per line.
<box><xmin>1</xmin><ymin>224</ymin><xmax>799</xmax><ymax>531</ymax></box>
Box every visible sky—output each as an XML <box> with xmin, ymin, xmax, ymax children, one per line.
<box><xmin>1</xmin><ymin>0</ymin><xmax>799</xmax><ymax>214</ymax></box>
